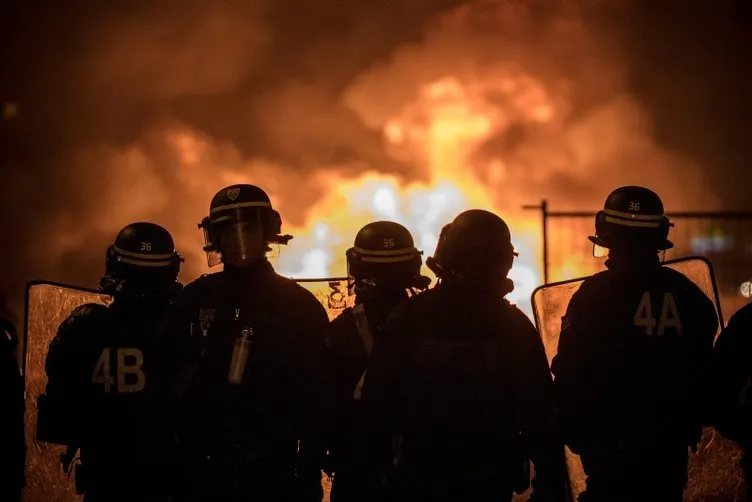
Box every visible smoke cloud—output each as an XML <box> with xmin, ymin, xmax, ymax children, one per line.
<box><xmin>0</xmin><ymin>0</ymin><xmax>749</xmax><ymax>319</ymax></box>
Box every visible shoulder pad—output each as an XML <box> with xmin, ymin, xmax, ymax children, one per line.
<box><xmin>333</xmin><ymin>305</ymin><xmax>354</xmax><ymax>317</ymax></box>
<box><xmin>181</xmin><ymin>273</ymin><xmax>218</xmax><ymax>292</ymax></box>
<box><xmin>571</xmin><ymin>272</ymin><xmax>608</xmax><ymax>296</ymax></box>
<box><xmin>61</xmin><ymin>303</ymin><xmax>107</xmax><ymax>329</ymax></box>
<box><xmin>329</xmin><ymin>306</ymin><xmax>354</xmax><ymax>328</ymax></box>
<box><xmin>734</xmin><ymin>302</ymin><xmax>752</xmax><ymax>322</ymax></box>
<box><xmin>72</xmin><ymin>303</ymin><xmax>107</xmax><ymax>317</ymax></box>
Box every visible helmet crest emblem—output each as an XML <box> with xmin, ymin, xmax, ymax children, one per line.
<box><xmin>226</xmin><ymin>188</ymin><xmax>241</xmax><ymax>201</ymax></box>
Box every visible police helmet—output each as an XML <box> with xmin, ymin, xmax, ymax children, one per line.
<box><xmin>198</xmin><ymin>184</ymin><xmax>293</xmax><ymax>267</ymax></box>
<box><xmin>100</xmin><ymin>222</ymin><xmax>183</xmax><ymax>296</ymax></box>
<box><xmin>346</xmin><ymin>221</ymin><xmax>431</xmax><ymax>293</ymax></box>
<box><xmin>426</xmin><ymin>209</ymin><xmax>517</xmax><ymax>285</ymax></box>
<box><xmin>589</xmin><ymin>186</ymin><xmax>673</xmax><ymax>253</ymax></box>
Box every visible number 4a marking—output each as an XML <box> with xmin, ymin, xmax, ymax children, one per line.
<box><xmin>633</xmin><ymin>291</ymin><xmax>683</xmax><ymax>337</ymax></box>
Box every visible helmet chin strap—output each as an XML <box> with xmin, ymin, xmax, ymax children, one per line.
<box><xmin>99</xmin><ymin>274</ymin><xmax>121</xmax><ymax>295</ymax></box>
<box><xmin>100</xmin><ymin>274</ymin><xmax>178</xmax><ymax>301</ymax></box>
<box><xmin>352</xmin><ymin>278</ymin><xmax>419</xmax><ymax>305</ymax></box>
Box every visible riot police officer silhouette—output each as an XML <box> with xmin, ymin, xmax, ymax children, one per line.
<box><xmin>0</xmin><ymin>292</ymin><xmax>24</xmax><ymax>502</ymax></box>
<box><xmin>711</xmin><ymin>302</ymin><xmax>752</xmax><ymax>498</ymax></box>
<box><xmin>158</xmin><ymin>184</ymin><xmax>333</xmax><ymax>501</ymax></box>
<box><xmin>327</xmin><ymin>221</ymin><xmax>430</xmax><ymax>501</ymax></box>
<box><xmin>37</xmin><ymin>222</ymin><xmax>184</xmax><ymax>502</ymax></box>
<box><xmin>551</xmin><ymin>186</ymin><xmax>719</xmax><ymax>502</ymax></box>
<box><xmin>362</xmin><ymin>209</ymin><xmax>568</xmax><ymax>502</ymax></box>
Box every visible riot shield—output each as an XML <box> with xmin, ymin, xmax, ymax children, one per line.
<box><xmin>22</xmin><ymin>277</ymin><xmax>348</xmax><ymax>502</ymax></box>
<box><xmin>530</xmin><ymin>257</ymin><xmax>745</xmax><ymax>501</ymax></box>
<box><xmin>293</xmin><ymin>277</ymin><xmax>354</xmax><ymax>320</ymax></box>
<box><xmin>23</xmin><ymin>281</ymin><xmax>112</xmax><ymax>502</ymax></box>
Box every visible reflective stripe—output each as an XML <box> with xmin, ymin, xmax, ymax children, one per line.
<box><xmin>210</xmin><ymin>201</ymin><xmax>270</xmax><ymax>214</ymax></box>
<box><xmin>113</xmin><ymin>245</ymin><xmax>175</xmax><ymax>260</ymax></box>
<box><xmin>210</xmin><ymin>216</ymin><xmax>233</xmax><ymax>224</ymax></box>
<box><xmin>116</xmin><ymin>256</ymin><xmax>173</xmax><ymax>267</ymax></box>
<box><xmin>361</xmin><ymin>255</ymin><xmax>417</xmax><ymax>263</ymax></box>
<box><xmin>603</xmin><ymin>208</ymin><xmax>664</xmax><ymax>221</ymax></box>
<box><xmin>603</xmin><ymin>215</ymin><xmax>662</xmax><ymax>228</ymax></box>
<box><xmin>354</xmin><ymin>246</ymin><xmax>418</xmax><ymax>263</ymax></box>
<box><xmin>353</xmin><ymin>246</ymin><xmax>418</xmax><ymax>257</ymax></box>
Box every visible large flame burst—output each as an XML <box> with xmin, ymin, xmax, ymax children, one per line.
<box><xmin>167</xmin><ymin>65</ymin><xmax>599</xmax><ymax>319</ymax></box>
<box><xmin>272</xmin><ymin>71</ymin><xmax>561</xmax><ymax>318</ymax></box>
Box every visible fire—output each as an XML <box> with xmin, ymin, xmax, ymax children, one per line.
<box><xmin>168</xmin><ymin>68</ymin><xmax>599</xmax><ymax>319</ymax></box>
<box><xmin>269</xmin><ymin>74</ymin><xmax>562</xmax><ymax>319</ymax></box>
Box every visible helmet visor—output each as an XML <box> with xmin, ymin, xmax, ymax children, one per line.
<box><xmin>216</xmin><ymin>210</ymin><xmax>266</xmax><ymax>265</ymax></box>
<box><xmin>201</xmin><ymin>222</ymin><xmax>222</xmax><ymax>268</ymax></box>
<box><xmin>592</xmin><ymin>243</ymin><xmax>609</xmax><ymax>258</ymax></box>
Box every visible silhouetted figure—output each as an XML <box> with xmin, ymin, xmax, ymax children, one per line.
<box><xmin>0</xmin><ymin>294</ymin><xmax>24</xmax><ymax>502</ymax></box>
<box><xmin>36</xmin><ymin>222</ymin><xmax>183</xmax><ymax>502</ymax></box>
<box><xmin>552</xmin><ymin>186</ymin><xmax>719</xmax><ymax>502</ymax></box>
<box><xmin>362</xmin><ymin>209</ymin><xmax>568</xmax><ymax>502</ymax></box>
<box><xmin>711</xmin><ymin>302</ymin><xmax>752</xmax><ymax>499</ymax></box>
<box><xmin>158</xmin><ymin>184</ymin><xmax>333</xmax><ymax>501</ymax></box>
<box><xmin>327</xmin><ymin>221</ymin><xmax>431</xmax><ymax>502</ymax></box>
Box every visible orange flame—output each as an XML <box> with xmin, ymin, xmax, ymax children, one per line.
<box><xmin>170</xmin><ymin>70</ymin><xmax>595</xmax><ymax>319</ymax></box>
<box><xmin>274</xmin><ymin>74</ymin><xmax>562</xmax><ymax>318</ymax></box>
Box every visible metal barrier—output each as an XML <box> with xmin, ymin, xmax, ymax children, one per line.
<box><xmin>523</xmin><ymin>201</ymin><xmax>752</xmax><ymax>322</ymax></box>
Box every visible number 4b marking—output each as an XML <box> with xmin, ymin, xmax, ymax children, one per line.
<box><xmin>633</xmin><ymin>291</ymin><xmax>683</xmax><ymax>337</ymax></box>
<box><xmin>92</xmin><ymin>348</ymin><xmax>146</xmax><ymax>393</ymax></box>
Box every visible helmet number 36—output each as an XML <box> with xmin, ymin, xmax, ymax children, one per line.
<box><xmin>140</xmin><ymin>242</ymin><xmax>152</xmax><ymax>251</ymax></box>
<box><xmin>628</xmin><ymin>201</ymin><xmax>641</xmax><ymax>211</ymax></box>
<box><xmin>92</xmin><ymin>348</ymin><xmax>146</xmax><ymax>393</ymax></box>
<box><xmin>383</xmin><ymin>238</ymin><xmax>395</xmax><ymax>248</ymax></box>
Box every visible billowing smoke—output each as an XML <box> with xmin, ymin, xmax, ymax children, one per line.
<box><xmin>0</xmin><ymin>0</ymin><xmax>749</xmax><ymax>319</ymax></box>
<box><xmin>0</xmin><ymin>0</ymin><xmax>467</xmax><ymax>314</ymax></box>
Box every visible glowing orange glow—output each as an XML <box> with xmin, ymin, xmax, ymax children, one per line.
<box><xmin>277</xmin><ymin>72</ymin><xmax>585</xmax><ymax>318</ymax></box>
<box><xmin>169</xmin><ymin>70</ymin><xmax>595</xmax><ymax>319</ymax></box>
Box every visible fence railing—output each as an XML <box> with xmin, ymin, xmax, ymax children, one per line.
<box><xmin>523</xmin><ymin>201</ymin><xmax>752</xmax><ymax>322</ymax></box>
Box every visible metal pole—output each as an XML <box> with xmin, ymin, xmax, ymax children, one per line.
<box><xmin>522</xmin><ymin>200</ymin><xmax>549</xmax><ymax>285</ymax></box>
<box><xmin>541</xmin><ymin>199</ymin><xmax>549</xmax><ymax>284</ymax></box>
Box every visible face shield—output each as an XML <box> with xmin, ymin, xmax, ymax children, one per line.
<box><xmin>200</xmin><ymin>217</ymin><xmax>222</xmax><ymax>268</ymax></box>
<box><xmin>592</xmin><ymin>243</ymin><xmax>609</xmax><ymax>258</ymax></box>
<box><xmin>345</xmin><ymin>251</ymin><xmax>376</xmax><ymax>296</ymax></box>
<box><xmin>217</xmin><ymin>210</ymin><xmax>267</xmax><ymax>266</ymax></box>
<box><xmin>200</xmin><ymin>209</ymin><xmax>267</xmax><ymax>268</ymax></box>
<box><xmin>591</xmin><ymin>242</ymin><xmax>667</xmax><ymax>262</ymax></box>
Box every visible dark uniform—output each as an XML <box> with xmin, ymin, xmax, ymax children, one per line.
<box><xmin>362</xmin><ymin>210</ymin><xmax>568</xmax><ymax>502</ymax></box>
<box><xmin>711</xmin><ymin>302</ymin><xmax>752</xmax><ymax>495</ymax></box>
<box><xmin>551</xmin><ymin>186</ymin><xmax>719</xmax><ymax>502</ymax></box>
<box><xmin>159</xmin><ymin>184</ymin><xmax>333</xmax><ymax>501</ymax></box>
<box><xmin>327</xmin><ymin>221</ymin><xmax>431</xmax><ymax>501</ymax></box>
<box><xmin>0</xmin><ymin>313</ymin><xmax>25</xmax><ymax>502</ymax></box>
<box><xmin>36</xmin><ymin>222</ymin><xmax>184</xmax><ymax>502</ymax></box>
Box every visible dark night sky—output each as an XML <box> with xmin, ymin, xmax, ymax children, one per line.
<box><xmin>0</xmin><ymin>0</ymin><xmax>750</xmax><ymax>319</ymax></box>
